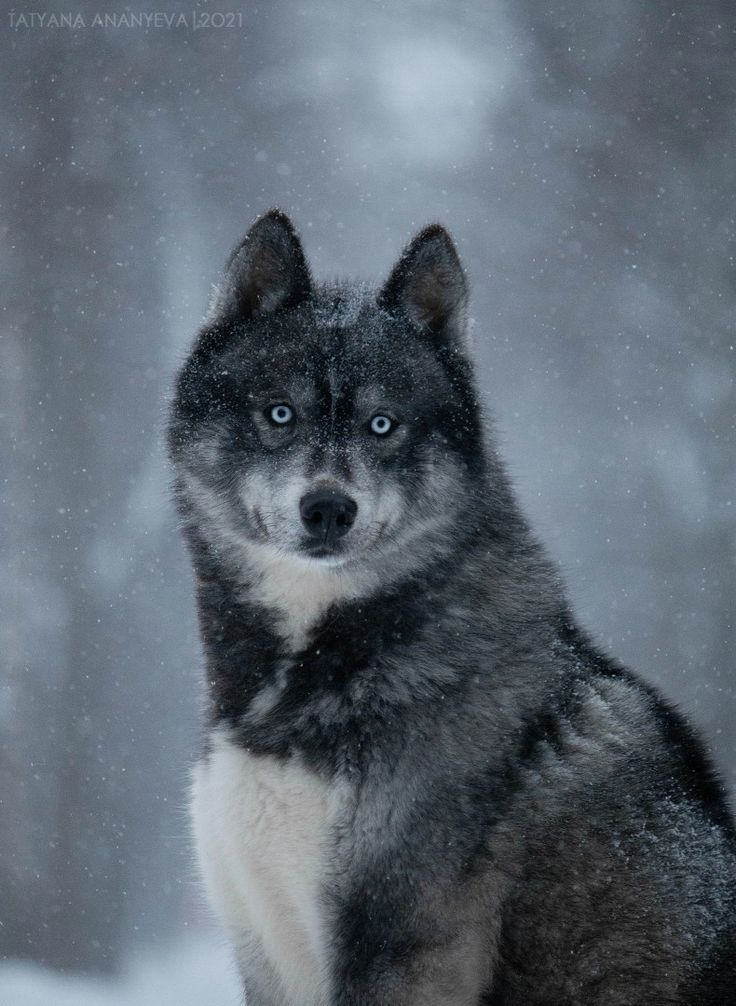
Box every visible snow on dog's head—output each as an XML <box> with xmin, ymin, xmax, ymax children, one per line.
<box><xmin>167</xmin><ymin>210</ymin><xmax>488</xmax><ymax>588</ymax></box>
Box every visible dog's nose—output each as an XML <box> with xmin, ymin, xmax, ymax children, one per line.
<box><xmin>300</xmin><ymin>491</ymin><xmax>357</xmax><ymax>543</ymax></box>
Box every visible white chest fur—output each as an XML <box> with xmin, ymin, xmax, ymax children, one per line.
<box><xmin>192</xmin><ymin>730</ymin><xmax>344</xmax><ymax>1005</ymax></box>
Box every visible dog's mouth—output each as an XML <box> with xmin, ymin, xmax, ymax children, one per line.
<box><xmin>299</xmin><ymin>540</ymin><xmax>347</xmax><ymax>560</ymax></box>
<box><xmin>296</xmin><ymin>520</ymin><xmax>389</xmax><ymax>563</ymax></box>
<box><xmin>249</xmin><ymin>507</ymin><xmax>391</xmax><ymax>564</ymax></box>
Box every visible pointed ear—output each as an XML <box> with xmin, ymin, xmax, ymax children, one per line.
<box><xmin>213</xmin><ymin>209</ymin><xmax>312</xmax><ymax>320</ymax></box>
<box><xmin>378</xmin><ymin>225</ymin><xmax>468</xmax><ymax>343</ymax></box>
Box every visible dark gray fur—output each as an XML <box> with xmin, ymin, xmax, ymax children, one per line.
<box><xmin>168</xmin><ymin>210</ymin><xmax>736</xmax><ymax>1004</ymax></box>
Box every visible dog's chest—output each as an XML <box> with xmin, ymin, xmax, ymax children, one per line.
<box><xmin>191</xmin><ymin>731</ymin><xmax>345</xmax><ymax>1005</ymax></box>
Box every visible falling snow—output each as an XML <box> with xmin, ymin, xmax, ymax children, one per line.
<box><xmin>2</xmin><ymin>0</ymin><xmax>734</xmax><ymax>991</ymax></box>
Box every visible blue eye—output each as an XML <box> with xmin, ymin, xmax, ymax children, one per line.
<box><xmin>269</xmin><ymin>403</ymin><xmax>294</xmax><ymax>426</ymax></box>
<box><xmin>370</xmin><ymin>414</ymin><xmax>394</xmax><ymax>436</ymax></box>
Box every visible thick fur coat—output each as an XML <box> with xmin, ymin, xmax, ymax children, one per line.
<box><xmin>168</xmin><ymin>210</ymin><xmax>736</xmax><ymax>1004</ymax></box>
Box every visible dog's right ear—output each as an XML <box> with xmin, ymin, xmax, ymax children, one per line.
<box><xmin>212</xmin><ymin>209</ymin><xmax>312</xmax><ymax>321</ymax></box>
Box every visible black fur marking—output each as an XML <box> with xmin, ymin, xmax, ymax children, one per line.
<box><xmin>681</xmin><ymin>922</ymin><xmax>736</xmax><ymax>1004</ymax></box>
<box><xmin>189</xmin><ymin>551</ymin><xmax>284</xmax><ymax>731</ymax></box>
<box><xmin>232</xmin><ymin>552</ymin><xmax>478</xmax><ymax>772</ymax></box>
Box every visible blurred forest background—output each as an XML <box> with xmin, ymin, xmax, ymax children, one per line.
<box><xmin>1</xmin><ymin>0</ymin><xmax>734</xmax><ymax>992</ymax></box>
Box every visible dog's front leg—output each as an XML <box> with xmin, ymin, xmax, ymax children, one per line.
<box><xmin>336</xmin><ymin>950</ymin><xmax>489</xmax><ymax>1005</ymax></box>
<box><xmin>333</xmin><ymin>903</ymin><xmax>490</xmax><ymax>1006</ymax></box>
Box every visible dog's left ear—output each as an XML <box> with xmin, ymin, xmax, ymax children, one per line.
<box><xmin>212</xmin><ymin>208</ymin><xmax>312</xmax><ymax>321</ymax></box>
<box><xmin>378</xmin><ymin>225</ymin><xmax>468</xmax><ymax>344</ymax></box>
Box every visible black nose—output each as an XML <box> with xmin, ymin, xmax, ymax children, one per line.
<box><xmin>300</xmin><ymin>491</ymin><xmax>358</xmax><ymax>544</ymax></box>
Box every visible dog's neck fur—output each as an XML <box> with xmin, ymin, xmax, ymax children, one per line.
<box><xmin>186</xmin><ymin>482</ymin><xmax>564</xmax><ymax>773</ymax></box>
<box><xmin>233</xmin><ymin>546</ymin><xmax>381</xmax><ymax>652</ymax></box>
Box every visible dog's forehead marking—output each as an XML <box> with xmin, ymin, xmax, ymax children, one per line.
<box><xmin>312</xmin><ymin>284</ymin><xmax>372</xmax><ymax>329</ymax></box>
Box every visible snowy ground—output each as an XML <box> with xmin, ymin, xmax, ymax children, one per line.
<box><xmin>0</xmin><ymin>936</ymin><xmax>242</xmax><ymax>1006</ymax></box>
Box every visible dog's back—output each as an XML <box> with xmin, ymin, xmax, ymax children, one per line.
<box><xmin>168</xmin><ymin>210</ymin><xmax>736</xmax><ymax>1004</ymax></box>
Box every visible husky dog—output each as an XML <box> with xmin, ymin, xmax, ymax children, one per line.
<box><xmin>168</xmin><ymin>210</ymin><xmax>736</xmax><ymax>1004</ymax></box>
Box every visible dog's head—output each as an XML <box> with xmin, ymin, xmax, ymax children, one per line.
<box><xmin>168</xmin><ymin>210</ymin><xmax>487</xmax><ymax>581</ymax></box>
